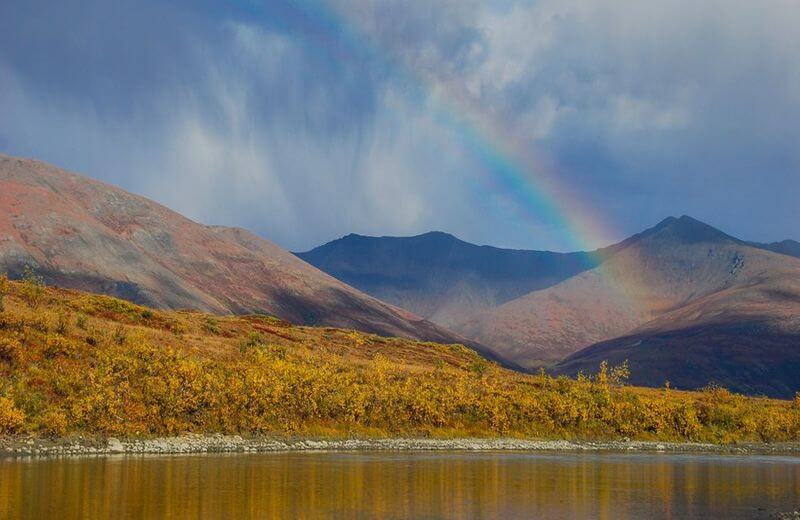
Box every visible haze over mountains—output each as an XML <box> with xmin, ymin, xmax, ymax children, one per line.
<box><xmin>0</xmin><ymin>154</ymin><xmax>501</xmax><ymax>359</ymax></box>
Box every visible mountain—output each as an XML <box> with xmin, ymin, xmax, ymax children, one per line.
<box><xmin>749</xmin><ymin>239</ymin><xmax>800</xmax><ymax>260</ymax></box>
<box><xmin>456</xmin><ymin>216</ymin><xmax>800</xmax><ymax>375</ymax></box>
<box><xmin>554</xmin><ymin>263</ymin><xmax>800</xmax><ymax>397</ymax></box>
<box><xmin>296</xmin><ymin>231</ymin><xmax>608</xmax><ymax>328</ymax></box>
<box><xmin>0</xmin><ymin>154</ymin><xmax>501</xmax><ymax>359</ymax></box>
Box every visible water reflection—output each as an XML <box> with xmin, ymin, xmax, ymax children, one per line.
<box><xmin>1</xmin><ymin>452</ymin><xmax>798</xmax><ymax>519</ymax></box>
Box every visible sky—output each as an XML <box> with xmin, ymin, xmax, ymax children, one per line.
<box><xmin>1</xmin><ymin>0</ymin><xmax>798</xmax><ymax>252</ymax></box>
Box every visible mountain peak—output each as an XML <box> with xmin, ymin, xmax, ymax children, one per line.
<box><xmin>665</xmin><ymin>215</ymin><xmax>738</xmax><ymax>243</ymax></box>
<box><xmin>639</xmin><ymin>215</ymin><xmax>738</xmax><ymax>245</ymax></box>
<box><xmin>412</xmin><ymin>231</ymin><xmax>460</xmax><ymax>242</ymax></box>
<box><xmin>333</xmin><ymin>230</ymin><xmax>461</xmax><ymax>245</ymax></box>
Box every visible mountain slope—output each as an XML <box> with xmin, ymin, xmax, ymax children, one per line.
<box><xmin>0</xmin><ymin>154</ymin><xmax>496</xmax><ymax>356</ymax></box>
<box><xmin>457</xmin><ymin>216</ymin><xmax>800</xmax><ymax>370</ymax></box>
<box><xmin>749</xmin><ymin>239</ymin><xmax>800</xmax><ymax>260</ymax></box>
<box><xmin>296</xmin><ymin>232</ymin><xmax>607</xmax><ymax>328</ymax></box>
<box><xmin>555</xmin><ymin>268</ymin><xmax>800</xmax><ymax>397</ymax></box>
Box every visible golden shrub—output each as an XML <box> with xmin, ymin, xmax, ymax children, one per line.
<box><xmin>0</xmin><ymin>273</ymin><xmax>9</xmax><ymax>312</ymax></box>
<box><xmin>20</xmin><ymin>266</ymin><xmax>46</xmax><ymax>309</ymax></box>
<box><xmin>0</xmin><ymin>337</ymin><xmax>23</xmax><ymax>365</ymax></box>
<box><xmin>0</xmin><ymin>397</ymin><xmax>25</xmax><ymax>434</ymax></box>
<box><xmin>43</xmin><ymin>334</ymin><xmax>78</xmax><ymax>358</ymax></box>
<box><xmin>38</xmin><ymin>409</ymin><xmax>69</xmax><ymax>437</ymax></box>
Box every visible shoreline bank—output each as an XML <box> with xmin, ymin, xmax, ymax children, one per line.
<box><xmin>3</xmin><ymin>435</ymin><xmax>800</xmax><ymax>458</ymax></box>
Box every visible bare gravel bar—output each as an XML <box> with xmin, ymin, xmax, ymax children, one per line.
<box><xmin>2</xmin><ymin>435</ymin><xmax>800</xmax><ymax>458</ymax></box>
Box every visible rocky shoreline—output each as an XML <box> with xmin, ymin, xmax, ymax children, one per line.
<box><xmin>2</xmin><ymin>435</ymin><xmax>800</xmax><ymax>458</ymax></box>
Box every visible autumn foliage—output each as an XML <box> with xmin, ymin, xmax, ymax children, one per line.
<box><xmin>0</xmin><ymin>279</ymin><xmax>799</xmax><ymax>442</ymax></box>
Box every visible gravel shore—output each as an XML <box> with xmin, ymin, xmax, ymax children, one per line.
<box><xmin>2</xmin><ymin>435</ymin><xmax>800</xmax><ymax>458</ymax></box>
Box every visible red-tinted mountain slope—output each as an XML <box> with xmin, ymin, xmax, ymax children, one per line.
<box><xmin>0</xmin><ymin>154</ymin><xmax>499</xmax><ymax>357</ymax></box>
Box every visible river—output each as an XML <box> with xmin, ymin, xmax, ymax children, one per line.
<box><xmin>1</xmin><ymin>451</ymin><xmax>798</xmax><ymax>518</ymax></box>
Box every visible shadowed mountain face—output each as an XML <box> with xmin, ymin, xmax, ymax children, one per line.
<box><xmin>296</xmin><ymin>232</ymin><xmax>606</xmax><ymax>328</ymax></box>
<box><xmin>0</xmin><ymin>154</ymin><xmax>504</xmax><ymax>360</ymax></box>
<box><xmin>554</xmin><ymin>271</ymin><xmax>800</xmax><ymax>397</ymax></box>
<box><xmin>459</xmin><ymin>216</ymin><xmax>800</xmax><ymax>370</ymax></box>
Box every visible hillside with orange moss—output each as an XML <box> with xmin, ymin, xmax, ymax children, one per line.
<box><xmin>1</xmin><ymin>279</ymin><xmax>799</xmax><ymax>441</ymax></box>
<box><xmin>0</xmin><ymin>154</ymin><xmax>502</xmax><ymax>361</ymax></box>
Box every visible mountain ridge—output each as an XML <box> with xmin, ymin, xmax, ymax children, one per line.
<box><xmin>299</xmin><ymin>216</ymin><xmax>800</xmax><ymax>393</ymax></box>
<box><xmin>456</xmin><ymin>215</ymin><xmax>800</xmax><ymax>368</ymax></box>
<box><xmin>296</xmin><ymin>229</ymin><xmax>613</xmax><ymax>328</ymax></box>
<box><xmin>748</xmin><ymin>239</ymin><xmax>800</xmax><ymax>260</ymax></box>
<box><xmin>0</xmin><ymin>153</ymin><xmax>507</xmax><ymax>363</ymax></box>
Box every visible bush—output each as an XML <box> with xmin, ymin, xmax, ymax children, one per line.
<box><xmin>43</xmin><ymin>334</ymin><xmax>77</xmax><ymax>358</ymax></box>
<box><xmin>671</xmin><ymin>402</ymin><xmax>702</xmax><ymax>439</ymax></box>
<box><xmin>0</xmin><ymin>337</ymin><xmax>23</xmax><ymax>365</ymax></box>
<box><xmin>20</xmin><ymin>266</ymin><xmax>45</xmax><ymax>309</ymax></box>
<box><xmin>0</xmin><ymin>311</ymin><xmax>24</xmax><ymax>332</ymax></box>
<box><xmin>112</xmin><ymin>325</ymin><xmax>128</xmax><ymax>345</ymax></box>
<box><xmin>85</xmin><ymin>328</ymin><xmax>103</xmax><ymax>347</ymax></box>
<box><xmin>0</xmin><ymin>397</ymin><xmax>25</xmax><ymax>433</ymax></box>
<box><xmin>76</xmin><ymin>313</ymin><xmax>88</xmax><ymax>330</ymax></box>
<box><xmin>239</xmin><ymin>332</ymin><xmax>266</xmax><ymax>354</ymax></box>
<box><xmin>609</xmin><ymin>360</ymin><xmax>630</xmax><ymax>385</ymax></box>
<box><xmin>469</xmin><ymin>358</ymin><xmax>488</xmax><ymax>376</ymax></box>
<box><xmin>38</xmin><ymin>409</ymin><xmax>69</xmax><ymax>437</ymax></box>
<box><xmin>0</xmin><ymin>273</ymin><xmax>9</xmax><ymax>312</ymax></box>
<box><xmin>202</xmin><ymin>318</ymin><xmax>222</xmax><ymax>335</ymax></box>
<box><xmin>26</xmin><ymin>315</ymin><xmax>49</xmax><ymax>333</ymax></box>
<box><xmin>55</xmin><ymin>313</ymin><xmax>70</xmax><ymax>335</ymax></box>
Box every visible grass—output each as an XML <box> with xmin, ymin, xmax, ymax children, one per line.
<box><xmin>0</xmin><ymin>275</ymin><xmax>799</xmax><ymax>442</ymax></box>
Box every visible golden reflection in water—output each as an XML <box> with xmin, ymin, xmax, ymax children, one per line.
<box><xmin>1</xmin><ymin>452</ymin><xmax>798</xmax><ymax>519</ymax></box>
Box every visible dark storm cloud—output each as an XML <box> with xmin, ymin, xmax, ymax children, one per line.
<box><xmin>0</xmin><ymin>0</ymin><xmax>798</xmax><ymax>251</ymax></box>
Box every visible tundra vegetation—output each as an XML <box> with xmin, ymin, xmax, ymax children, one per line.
<box><xmin>0</xmin><ymin>276</ymin><xmax>799</xmax><ymax>442</ymax></box>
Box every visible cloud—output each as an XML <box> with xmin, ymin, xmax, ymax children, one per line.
<box><xmin>462</xmin><ymin>0</ymin><xmax>800</xmax><ymax>242</ymax></box>
<box><xmin>0</xmin><ymin>0</ymin><xmax>798</xmax><ymax>251</ymax></box>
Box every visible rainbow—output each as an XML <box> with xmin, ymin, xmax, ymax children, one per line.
<box><xmin>282</xmin><ymin>0</ymin><xmax>620</xmax><ymax>254</ymax></box>
<box><xmin>256</xmin><ymin>1</ymin><xmax>644</xmax><ymax>308</ymax></box>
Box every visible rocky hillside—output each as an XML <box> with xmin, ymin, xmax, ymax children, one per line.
<box><xmin>0</xmin><ymin>154</ymin><xmax>496</xmax><ymax>357</ymax></box>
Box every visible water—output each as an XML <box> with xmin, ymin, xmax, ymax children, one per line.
<box><xmin>1</xmin><ymin>451</ymin><xmax>798</xmax><ymax>519</ymax></box>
